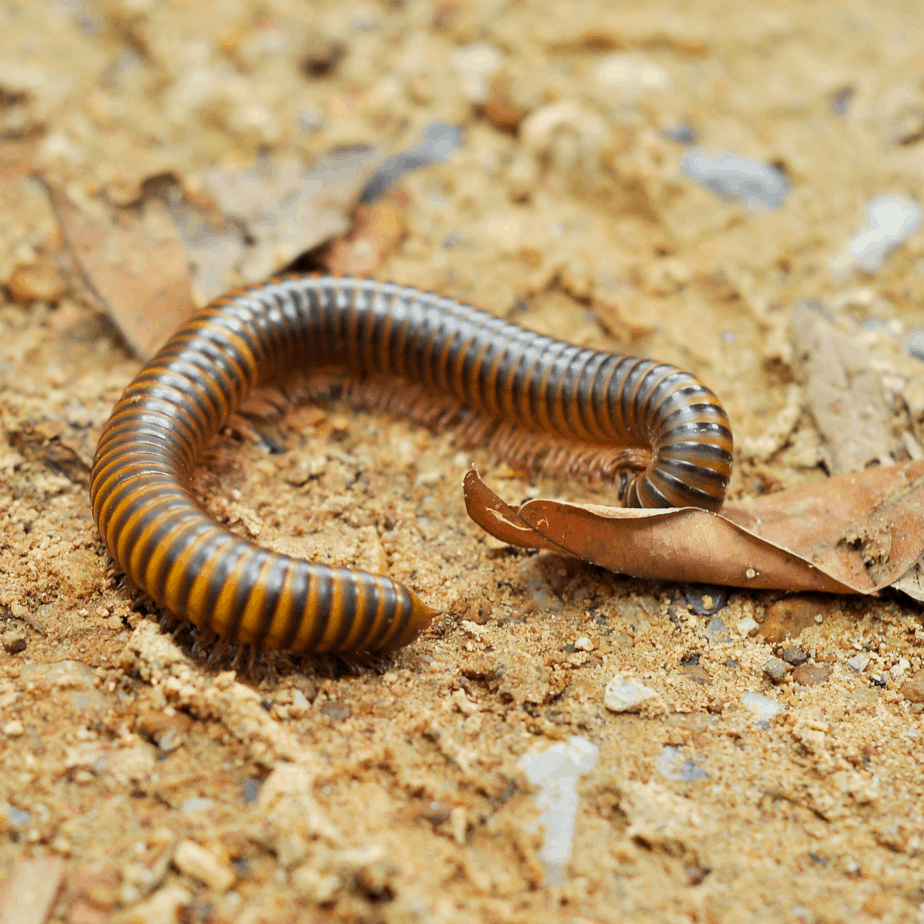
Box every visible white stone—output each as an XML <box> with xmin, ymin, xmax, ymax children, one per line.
<box><xmin>740</xmin><ymin>691</ymin><xmax>786</xmax><ymax>720</ymax></box>
<box><xmin>838</xmin><ymin>195</ymin><xmax>922</xmax><ymax>274</ymax></box>
<box><xmin>847</xmin><ymin>651</ymin><xmax>872</xmax><ymax>673</ymax></box>
<box><xmin>736</xmin><ymin>615</ymin><xmax>759</xmax><ymax>636</ymax></box>
<box><xmin>603</xmin><ymin>674</ymin><xmax>659</xmax><ymax>713</ymax></box>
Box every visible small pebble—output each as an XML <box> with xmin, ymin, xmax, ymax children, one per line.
<box><xmin>21</xmin><ymin>660</ymin><xmax>96</xmax><ymax>690</ymax></box>
<box><xmin>906</xmin><ymin>331</ymin><xmax>924</xmax><ymax>363</ymax></box>
<box><xmin>704</xmin><ymin>617</ymin><xmax>731</xmax><ymax>645</ymax></box>
<box><xmin>900</xmin><ymin>669</ymin><xmax>924</xmax><ymax>703</ymax></box>
<box><xmin>847</xmin><ymin>652</ymin><xmax>872</xmax><ymax>673</ymax></box>
<box><xmin>297</xmin><ymin>106</ymin><xmax>324</xmax><ymax>133</ymax></box>
<box><xmin>740</xmin><ymin>691</ymin><xmax>786</xmax><ymax>721</ymax></box>
<box><xmin>682</xmin><ymin>150</ymin><xmax>790</xmax><ymax>211</ymax></box>
<box><xmin>682</xmin><ymin>585</ymin><xmax>729</xmax><ymax>615</ymax></box>
<box><xmin>0</xmin><ymin>857</ymin><xmax>65</xmax><ymax>924</ymax></box>
<box><xmin>736</xmin><ymin>616</ymin><xmax>759</xmax><ymax>636</ymax></box>
<box><xmin>173</xmin><ymin>840</ymin><xmax>235</xmax><ymax>892</ymax></box>
<box><xmin>757</xmin><ymin>597</ymin><xmax>823</xmax><ymax>643</ymax></box>
<box><xmin>298</xmin><ymin>34</ymin><xmax>347</xmax><ymax>78</ymax></box>
<box><xmin>890</xmin><ymin>658</ymin><xmax>911</xmax><ymax>679</ymax></box>
<box><xmin>137</xmin><ymin>710</ymin><xmax>192</xmax><ymax>753</ymax></box>
<box><xmin>663</xmin><ymin>123</ymin><xmax>697</xmax><ymax>145</ymax></box>
<box><xmin>603</xmin><ymin>674</ymin><xmax>660</xmax><ymax>713</ymax></box>
<box><xmin>573</xmin><ymin>636</ymin><xmax>593</xmax><ymax>652</ymax></box>
<box><xmin>288</xmin><ymin>688</ymin><xmax>310</xmax><ymax>718</ymax></box>
<box><xmin>781</xmin><ymin>645</ymin><xmax>809</xmax><ymax>665</ymax></box>
<box><xmin>763</xmin><ymin>657</ymin><xmax>788</xmax><ymax>684</ymax></box>
<box><xmin>832</xmin><ymin>194</ymin><xmax>922</xmax><ymax>275</ymax></box>
<box><xmin>7</xmin><ymin>263</ymin><xmax>67</xmax><ymax>302</ymax></box>
<box><xmin>242</xmin><ymin>778</ymin><xmax>260</xmax><ymax>804</ymax></box>
<box><xmin>3</xmin><ymin>720</ymin><xmax>25</xmax><ymax>737</ymax></box>
<box><xmin>829</xmin><ymin>86</ymin><xmax>854</xmax><ymax>116</ymax></box>
<box><xmin>792</xmin><ymin>664</ymin><xmax>831</xmax><ymax>687</ymax></box>
<box><xmin>1</xmin><ymin>630</ymin><xmax>26</xmax><ymax>654</ymax></box>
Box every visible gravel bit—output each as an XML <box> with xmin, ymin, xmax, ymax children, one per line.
<box><xmin>1</xmin><ymin>629</ymin><xmax>26</xmax><ymax>654</ymax></box>
<box><xmin>603</xmin><ymin>674</ymin><xmax>660</xmax><ymax>713</ymax></box>
<box><xmin>763</xmin><ymin>657</ymin><xmax>788</xmax><ymax>684</ymax></box>
<box><xmin>847</xmin><ymin>652</ymin><xmax>872</xmax><ymax>673</ymax></box>
<box><xmin>781</xmin><ymin>645</ymin><xmax>809</xmax><ymax>665</ymax></box>
<box><xmin>682</xmin><ymin>585</ymin><xmax>730</xmax><ymax>615</ymax></box>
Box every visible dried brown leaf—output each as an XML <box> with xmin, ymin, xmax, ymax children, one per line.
<box><xmin>41</xmin><ymin>177</ymin><xmax>192</xmax><ymax>360</ymax></box>
<box><xmin>194</xmin><ymin>148</ymin><xmax>385</xmax><ymax>297</ymax></box>
<box><xmin>463</xmin><ymin>461</ymin><xmax>924</xmax><ymax>595</ymax></box>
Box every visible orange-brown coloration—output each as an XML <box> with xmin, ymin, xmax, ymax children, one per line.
<box><xmin>90</xmin><ymin>275</ymin><xmax>733</xmax><ymax>654</ymax></box>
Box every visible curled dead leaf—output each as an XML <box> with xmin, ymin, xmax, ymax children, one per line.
<box><xmin>463</xmin><ymin>461</ymin><xmax>924</xmax><ymax>595</ymax></box>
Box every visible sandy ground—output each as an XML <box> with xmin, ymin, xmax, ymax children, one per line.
<box><xmin>2</xmin><ymin>1</ymin><xmax>924</xmax><ymax>922</ymax></box>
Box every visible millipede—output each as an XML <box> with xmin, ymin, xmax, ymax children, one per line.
<box><xmin>90</xmin><ymin>275</ymin><xmax>734</xmax><ymax>655</ymax></box>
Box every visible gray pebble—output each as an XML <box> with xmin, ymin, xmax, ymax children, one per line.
<box><xmin>781</xmin><ymin>645</ymin><xmax>809</xmax><ymax>666</ymax></box>
<box><xmin>829</xmin><ymin>86</ymin><xmax>853</xmax><ymax>116</ymax></box>
<box><xmin>763</xmin><ymin>657</ymin><xmax>788</xmax><ymax>684</ymax></box>
<box><xmin>682</xmin><ymin>585</ymin><xmax>729</xmax><ymax>616</ymax></box>
<box><xmin>682</xmin><ymin>150</ymin><xmax>790</xmax><ymax>212</ymax></box>
<box><xmin>242</xmin><ymin>778</ymin><xmax>260</xmax><ymax>804</ymax></box>
<box><xmin>705</xmin><ymin>616</ymin><xmax>731</xmax><ymax>645</ymax></box>
<box><xmin>663</xmin><ymin>123</ymin><xmax>697</xmax><ymax>145</ymax></box>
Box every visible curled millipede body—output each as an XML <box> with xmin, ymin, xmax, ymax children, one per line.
<box><xmin>90</xmin><ymin>275</ymin><xmax>733</xmax><ymax>655</ymax></box>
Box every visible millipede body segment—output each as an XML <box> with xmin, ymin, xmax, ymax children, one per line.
<box><xmin>90</xmin><ymin>275</ymin><xmax>734</xmax><ymax>655</ymax></box>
